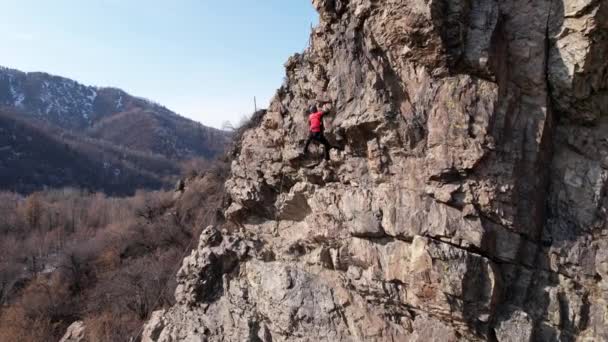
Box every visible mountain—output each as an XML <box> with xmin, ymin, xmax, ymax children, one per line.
<box><xmin>0</xmin><ymin>67</ymin><xmax>231</xmax><ymax>194</ymax></box>
<box><xmin>0</xmin><ymin>109</ymin><xmax>180</xmax><ymax>195</ymax></box>
<box><xmin>142</xmin><ymin>1</ymin><xmax>608</xmax><ymax>341</ymax></box>
<box><xmin>0</xmin><ymin>67</ymin><xmax>229</xmax><ymax>160</ymax></box>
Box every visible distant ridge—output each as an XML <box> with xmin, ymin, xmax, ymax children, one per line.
<box><xmin>0</xmin><ymin>66</ymin><xmax>231</xmax><ymax>194</ymax></box>
<box><xmin>0</xmin><ymin>66</ymin><xmax>229</xmax><ymax>160</ymax></box>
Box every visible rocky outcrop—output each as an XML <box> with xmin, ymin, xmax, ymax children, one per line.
<box><xmin>144</xmin><ymin>0</ymin><xmax>608</xmax><ymax>341</ymax></box>
<box><xmin>59</xmin><ymin>321</ymin><xmax>86</xmax><ymax>342</ymax></box>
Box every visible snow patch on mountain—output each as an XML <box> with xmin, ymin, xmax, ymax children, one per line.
<box><xmin>6</xmin><ymin>74</ymin><xmax>24</xmax><ymax>107</ymax></box>
<box><xmin>0</xmin><ymin>67</ymin><xmax>170</xmax><ymax>126</ymax></box>
<box><xmin>0</xmin><ymin>65</ymin><xmax>230</xmax><ymax>160</ymax></box>
<box><xmin>87</xmin><ymin>89</ymin><xmax>97</xmax><ymax>103</ymax></box>
<box><xmin>14</xmin><ymin>93</ymin><xmax>25</xmax><ymax>107</ymax></box>
<box><xmin>1</xmin><ymin>68</ymin><xmax>102</xmax><ymax>124</ymax></box>
<box><xmin>116</xmin><ymin>94</ymin><xmax>123</xmax><ymax>111</ymax></box>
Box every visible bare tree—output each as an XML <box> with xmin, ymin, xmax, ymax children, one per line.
<box><xmin>23</xmin><ymin>193</ymin><xmax>43</xmax><ymax>230</ymax></box>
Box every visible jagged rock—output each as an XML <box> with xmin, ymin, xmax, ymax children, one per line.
<box><xmin>548</xmin><ymin>0</ymin><xmax>608</xmax><ymax>123</ymax></box>
<box><xmin>144</xmin><ymin>0</ymin><xmax>608</xmax><ymax>341</ymax></box>
<box><xmin>59</xmin><ymin>321</ymin><xmax>86</xmax><ymax>342</ymax></box>
<box><xmin>494</xmin><ymin>309</ymin><xmax>533</xmax><ymax>342</ymax></box>
<box><xmin>174</xmin><ymin>226</ymin><xmax>250</xmax><ymax>306</ymax></box>
<box><xmin>407</xmin><ymin>236</ymin><xmax>499</xmax><ymax>326</ymax></box>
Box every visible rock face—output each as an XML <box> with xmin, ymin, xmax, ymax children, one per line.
<box><xmin>59</xmin><ymin>321</ymin><xmax>86</xmax><ymax>342</ymax></box>
<box><xmin>144</xmin><ymin>0</ymin><xmax>608</xmax><ymax>341</ymax></box>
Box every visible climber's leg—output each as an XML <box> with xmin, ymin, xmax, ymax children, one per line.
<box><xmin>318</xmin><ymin>134</ymin><xmax>332</xmax><ymax>160</ymax></box>
<box><xmin>303</xmin><ymin>134</ymin><xmax>314</xmax><ymax>156</ymax></box>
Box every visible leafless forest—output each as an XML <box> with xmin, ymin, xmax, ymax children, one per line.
<box><xmin>0</xmin><ymin>160</ymin><xmax>228</xmax><ymax>341</ymax></box>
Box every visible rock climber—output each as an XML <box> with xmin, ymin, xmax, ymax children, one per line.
<box><xmin>303</xmin><ymin>103</ymin><xmax>341</xmax><ymax>161</ymax></box>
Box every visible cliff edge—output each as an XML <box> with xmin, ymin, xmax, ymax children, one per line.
<box><xmin>144</xmin><ymin>0</ymin><xmax>608</xmax><ymax>340</ymax></box>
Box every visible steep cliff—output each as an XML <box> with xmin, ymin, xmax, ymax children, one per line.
<box><xmin>144</xmin><ymin>0</ymin><xmax>608</xmax><ymax>341</ymax></box>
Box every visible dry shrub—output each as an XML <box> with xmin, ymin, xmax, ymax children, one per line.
<box><xmin>227</xmin><ymin>109</ymin><xmax>266</xmax><ymax>159</ymax></box>
<box><xmin>22</xmin><ymin>192</ymin><xmax>44</xmax><ymax>230</ymax></box>
<box><xmin>174</xmin><ymin>161</ymin><xmax>228</xmax><ymax>229</ymax></box>
<box><xmin>0</xmin><ymin>157</ymin><xmax>230</xmax><ymax>341</ymax></box>
<box><xmin>0</xmin><ymin>275</ymin><xmax>76</xmax><ymax>341</ymax></box>
<box><xmin>95</xmin><ymin>248</ymin><xmax>121</xmax><ymax>272</ymax></box>
<box><xmin>0</xmin><ymin>261</ymin><xmax>23</xmax><ymax>305</ymax></box>
<box><xmin>0</xmin><ymin>305</ymin><xmax>54</xmax><ymax>342</ymax></box>
<box><xmin>180</xmin><ymin>157</ymin><xmax>210</xmax><ymax>178</ymax></box>
<box><xmin>85</xmin><ymin>311</ymin><xmax>139</xmax><ymax>342</ymax></box>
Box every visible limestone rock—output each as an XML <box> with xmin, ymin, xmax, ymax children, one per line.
<box><xmin>494</xmin><ymin>309</ymin><xmax>533</xmax><ymax>342</ymax></box>
<box><xmin>59</xmin><ymin>321</ymin><xmax>86</xmax><ymax>342</ymax></box>
<box><xmin>144</xmin><ymin>0</ymin><xmax>608</xmax><ymax>341</ymax></box>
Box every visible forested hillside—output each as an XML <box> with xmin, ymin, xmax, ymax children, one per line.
<box><xmin>0</xmin><ymin>161</ymin><xmax>228</xmax><ymax>341</ymax></box>
<box><xmin>0</xmin><ymin>109</ymin><xmax>181</xmax><ymax>195</ymax></box>
<box><xmin>0</xmin><ymin>67</ymin><xmax>229</xmax><ymax>160</ymax></box>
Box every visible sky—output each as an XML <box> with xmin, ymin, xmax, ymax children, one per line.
<box><xmin>0</xmin><ymin>0</ymin><xmax>318</xmax><ymax>129</ymax></box>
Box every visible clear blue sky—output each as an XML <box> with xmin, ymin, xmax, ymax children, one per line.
<box><xmin>0</xmin><ymin>0</ymin><xmax>318</xmax><ymax>129</ymax></box>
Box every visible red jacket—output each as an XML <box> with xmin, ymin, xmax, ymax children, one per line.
<box><xmin>308</xmin><ymin>111</ymin><xmax>325</xmax><ymax>133</ymax></box>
